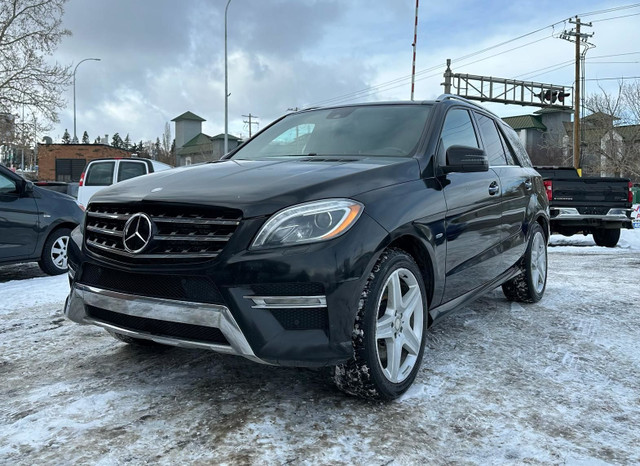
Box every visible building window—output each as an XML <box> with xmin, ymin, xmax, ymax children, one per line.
<box><xmin>55</xmin><ymin>158</ymin><xmax>86</xmax><ymax>182</ymax></box>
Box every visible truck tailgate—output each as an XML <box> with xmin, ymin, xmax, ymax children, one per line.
<box><xmin>552</xmin><ymin>178</ymin><xmax>629</xmax><ymax>207</ymax></box>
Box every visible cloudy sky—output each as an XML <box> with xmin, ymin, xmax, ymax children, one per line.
<box><xmin>49</xmin><ymin>0</ymin><xmax>640</xmax><ymax>144</ymax></box>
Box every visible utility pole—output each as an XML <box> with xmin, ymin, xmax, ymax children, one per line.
<box><xmin>242</xmin><ymin>113</ymin><xmax>259</xmax><ymax>138</ymax></box>
<box><xmin>410</xmin><ymin>0</ymin><xmax>419</xmax><ymax>101</ymax></box>
<box><xmin>442</xmin><ymin>59</ymin><xmax>452</xmax><ymax>94</ymax></box>
<box><xmin>561</xmin><ymin>17</ymin><xmax>593</xmax><ymax>171</ymax></box>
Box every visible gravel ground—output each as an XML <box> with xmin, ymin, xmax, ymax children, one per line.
<box><xmin>1</xmin><ymin>233</ymin><xmax>639</xmax><ymax>465</ymax></box>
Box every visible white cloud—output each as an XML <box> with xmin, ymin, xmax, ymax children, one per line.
<box><xmin>47</xmin><ymin>0</ymin><xmax>640</xmax><ymax>144</ymax></box>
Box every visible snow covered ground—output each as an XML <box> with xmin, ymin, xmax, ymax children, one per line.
<box><xmin>1</xmin><ymin>229</ymin><xmax>639</xmax><ymax>465</ymax></box>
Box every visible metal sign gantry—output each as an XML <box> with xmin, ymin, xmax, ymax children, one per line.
<box><xmin>442</xmin><ymin>60</ymin><xmax>573</xmax><ymax>110</ymax></box>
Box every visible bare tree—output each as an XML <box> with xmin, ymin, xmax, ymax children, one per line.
<box><xmin>162</xmin><ymin>122</ymin><xmax>172</xmax><ymax>155</ymax></box>
<box><xmin>0</xmin><ymin>0</ymin><xmax>72</xmax><ymax>124</ymax></box>
<box><xmin>583</xmin><ymin>81</ymin><xmax>640</xmax><ymax>179</ymax></box>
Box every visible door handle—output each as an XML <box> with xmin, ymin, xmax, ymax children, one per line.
<box><xmin>488</xmin><ymin>181</ymin><xmax>500</xmax><ymax>196</ymax></box>
<box><xmin>524</xmin><ymin>179</ymin><xmax>533</xmax><ymax>190</ymax></box>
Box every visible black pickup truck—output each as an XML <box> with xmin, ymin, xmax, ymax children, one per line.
<box><xmin>535</xmin><ymin>167</ymin><xmax>633</xmax><ymax>247</ymax></box>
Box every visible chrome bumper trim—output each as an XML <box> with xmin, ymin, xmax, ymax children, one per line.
<box><xmin>244</xmin><ymin>295</ymin><xmax>327</xmax><ymax>309</ymax></box>
<box><xmin>551</xmin><ymin>207</ymin><xmax>632</xmax><ymax>220</ymax></box>
<box><xmin>65</xmin><ymin>283</ymin><xmax>266</xmax><ymax>364</ymax></box>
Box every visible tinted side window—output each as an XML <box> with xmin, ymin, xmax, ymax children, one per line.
<box><xmin>475</xmin><ymin>113</ymin><xmax>508</xmax><ymax>166</ymax></box>
<box><xmin>501</xmin><ymin>124</ymin><xmax>533</xmax><ymax>168</ymax></box>
<box><xmin>85</xmin><ymin>161</ymin><xmax>115</xmax><ymax>186</ymax></box>
<box><xmin>497</xmin><ymin>128</ymin><xmax>518</xmax><ymax>165</ymax></box>
<box><xmin>0</xmin><ymin>172</ymin><xmax>18</xmax><ymax>194</ymax></box>
<box><xmin>118</xmin><ymin>161</ymin><xmax>147</xmax><ymax>182</ymax></box>
<box><xmin>440</xmin><ymin>108</ymin><xmax>479</xmax><ymax>160</ymax></box>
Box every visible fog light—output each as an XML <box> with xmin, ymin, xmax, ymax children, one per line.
<box><xmin>245</xmin><ymin>295</ymin><xmax>327</xmax><ymax>309</ymax></box>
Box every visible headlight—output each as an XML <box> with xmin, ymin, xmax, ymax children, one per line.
<box><xmin>251</xmin><ymin>199</ymin><xmax>364</xmax><ymax>249</ymax></box>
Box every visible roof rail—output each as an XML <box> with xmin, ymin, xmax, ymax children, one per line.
<box><xmin>436</xmin><ymin>94</ymin><xmax>501</xmax><ymax>119</ymax></box>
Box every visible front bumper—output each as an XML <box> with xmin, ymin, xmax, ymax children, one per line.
<box><xmin>64</xmin><ymin>213</ymin><xmax>389</xmax><ymax>367</ymax></box>
<box><xmin>65</xmin><ymin>283</ymin><xmax>264</xmax><ymax>362</ymax></box>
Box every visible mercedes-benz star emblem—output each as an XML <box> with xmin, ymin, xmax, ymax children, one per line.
<box><xmin>122</xmin><ymin>213</ymin><xmax>153</xmax><ymax>253</ymax></box>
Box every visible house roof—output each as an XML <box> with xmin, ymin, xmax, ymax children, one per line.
<box><xmin>171</xmin><ymin>111</ymin><xmax>205</xmax><ymax>122</ymax></box>
<box><xmin>582</xmin><ymin>112</ymin><xmax>619</xmax><ymax>122</ymax></box>
<box><xmin>176</xmin><ymin>133</ymin><xmax>213</xmax><ymax>156</ymax></box>
<box><xmin>533</xmin><ymin>107</ymin><xmax>573</xmax><ymax>115</ymax></box>
<box><xmin>564</xmin><ymin>121</ymin><xmax>640</xmax><ymax>144</ymax></box>
<box><xmin>210</xmin><ymin>133</ymin><xmax>242</xmax><ymax>141</ymax></box>
<box><xmin>182</xmin><ymin>133</ymin><xmax>212</xmax><ymax>147</ymax></box>
<box><xmin>176</xmin><ymin>132</ymin><xmax>243</xmax><ymax>156</ymax></box>
<box><xmin>502</xmin><ymin>115</ymin><xmax>547</xmax><ymax>131</ymax></box>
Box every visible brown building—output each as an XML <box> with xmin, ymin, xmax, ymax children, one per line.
<box><xmin>37</xmin><ymin>143</ymin><xmax>133</xmax><ymax>181</ymax></box>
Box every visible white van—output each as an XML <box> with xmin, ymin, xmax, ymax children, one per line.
<box><xmin>77</xmin><ymin>158</ymin><xmax>172</xmax><ymax>209</ymax></box>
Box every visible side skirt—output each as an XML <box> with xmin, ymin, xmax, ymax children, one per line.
<box><xmin>429</xmin><ymin>264</ymin><xmax>522</xmax><ymax>325</ymax></box>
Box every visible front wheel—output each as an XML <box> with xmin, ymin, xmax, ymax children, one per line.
<box><xmin>593</xmin><ymin>228</ymin><xmax>620</xmax><ymax>248</ymax></box>
<box><xmin>334</xmin><ymin>248</ymin><xmax>428</xmax><ymax>400</ymax></box>
<box><xmin>502</xmin><ymin>223</ymin><xmax>547</xmax><ymax>303</ymax></box>
<box><xmin>38</xmin><ymin>228</ymin><xmax>71</xmax><ymax>275</ymax></box>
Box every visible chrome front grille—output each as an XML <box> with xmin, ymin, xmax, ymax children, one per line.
<box><xmin>85</xmin><ymin>203</ymin><xmax>242</xmax><ymax>263</ymax></box>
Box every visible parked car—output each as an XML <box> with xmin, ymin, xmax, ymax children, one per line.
<box><xmin>535</xmin><ymin>167</ymin><xmax>633</xmax><ymax>247</ymax></box>
<box><xmin>0</xmin><ymin>164</ymin><xmax>84</xmax><ymax>275</ymax></box>
<box><xmin>64</xmin><ymin>96</ymin><xmax>549</xmax><ymax>399</ymax></box>
<box><xmin>34</xmin><ymin>181</ymin><xmax>79</xmax><ymax>199</ymax></box>
<box><xmin>77</xmin><ymin>158</ymin><xmax>172</xmax><ymax>209</ymax></box>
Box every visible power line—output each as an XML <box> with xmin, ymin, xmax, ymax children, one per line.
<box><xmin>585</xmin><ymin>76</ymin><xmax>640</xmax><ymax>81</ymax></box>
<box><xmin>308</xmin><ymin>4</ymin><xmax>640</xmax><ymax>108</ymax></box>
<box><xmin>577</xmin><ymin>2</ymin><xmax>640</xmax><ymax>17</ymax></box>
<box><xmin>591</xmin><ymin>11</ymin><xmax>640</xmax><ymax>22</ymax></box>
<box><xmin>514</xmin><ymin>52</ymin><xmax>640</xmax><ymax>80</ymax></box>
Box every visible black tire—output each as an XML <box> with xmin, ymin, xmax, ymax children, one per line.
<box><xmin>108</xmin><ymin>330</ymin><xmax>168</xmax><ymax>347</ymax></box>
<box><xmin>502</xmin><ymin>223</ymin><xmax>547</xmax><ymax>303</ymax></box>
<box><xmin>593</xmin><ymin>228</ymin><xmax>620</xmax><ymax>248</ymax></box>
<box><xmin>38</xmin><ymin>228</ymin><xmax>71</xmax><ymax>275</ymax></box>
<box><xmin>334</xmin><ymin>248</ymin><xmax>428</xmax><ymax>400</ymax></box>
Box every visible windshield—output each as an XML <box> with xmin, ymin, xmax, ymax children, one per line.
<box><xmin>231</xmin><ymin>104</ymin><xmax>432</xmax><ymax>160</ymax></box>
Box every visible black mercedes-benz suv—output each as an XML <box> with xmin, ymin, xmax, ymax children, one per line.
<box><xmin>65</xmin><ymin>95</ymin><xmax>549</xmax><ymax>399</ymax></box>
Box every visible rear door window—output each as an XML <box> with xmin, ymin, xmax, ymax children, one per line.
<box><xmin>475</xmin><ymin>113</ymin><xmax>508</xmax><ymax>166</ymax></box>
<box><xmin>117</xmin><ymin>161</ymin><xmax>147</xmax><ymax>182</ymax></box>
<box><xmin>85</xmin><ymin>161</ymin><xmax>115</xmax><ymax>186</ymax></box>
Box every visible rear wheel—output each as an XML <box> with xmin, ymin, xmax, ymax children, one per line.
<box><xmin>593</xmin><ymin>228</ymin><xmax>620</xmax><ymax>248</ymax></box>
<box><xmin>334</xmin><ymin>248</ymin><xmax>428</xmax><ymax>400</ymax></box>
<box><xmin>502</xmin><ymin>223</ymin><xmax>547</xmax><ymax>303</ymax></box>
<box><xmin>38</xmin><ymin>228</ymin><xmax>71</xmax><ymax>275</ymax></box>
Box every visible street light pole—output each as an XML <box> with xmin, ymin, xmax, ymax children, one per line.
<box><xmin>224</xmin><ymin>0</ymin><xmax>232</xmax><ymax>155</ymax></box>
<box><xmin>73</xmin><ymin>58</ymin><xmax>101</xmax><ymax>143</ymax></box>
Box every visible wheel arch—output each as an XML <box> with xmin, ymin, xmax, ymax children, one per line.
<box><xmin>39</xmin><ymin>221</ymin><xmax>77</xmax><ymax>257</ymax></box>
<box><xmin>386</xmin><ymin>234</ymin><xmax>435</xmax><ymax>318</ymax></box>
<box><xmin>535</xmin><ymin>214</ymin><xmax>550</xmax><ymax>241</ymax></box>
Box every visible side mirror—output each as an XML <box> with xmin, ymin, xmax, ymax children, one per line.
<box><xmin>24</xmin><ymin>180</ymin><xmax>34</xmax><ymax>194</ymax></box>
<box><xmin>443</xmin><ymin>146</ymin><xmax>489</xmax><ymax>173</ymax></box>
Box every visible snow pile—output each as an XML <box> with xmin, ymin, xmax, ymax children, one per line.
<box><xmin>0</xmin><ymin>274</ymin><xmax>69</xmax><ymax>315</ymax></box>
<box><xmin>550</xmin><ymin>228</ymin><xmax>640</xmax><ymax>251</ymax></box>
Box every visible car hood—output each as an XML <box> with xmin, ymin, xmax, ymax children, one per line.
<box><xmin>90</xmin><ymin>157</ymin><xmax>420</xmax><ymax>217</ymax></box>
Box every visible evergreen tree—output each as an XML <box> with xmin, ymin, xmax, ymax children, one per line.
<box><xmin>154</xmin><ymin>137</ymin><xmax>161</xmax><ymax>159</ymax></box>
<box><xmin>124</xmin><ymin>133</ymin><xmax>131</xmax><ymax>150</ymax></box>
<box><xmin>111</xmin><ymin>132</ymin><xmax>123</xmax><ymax>148</ymax></box>
<box><xmin>94</xmin><ymin>136</ymin><xmax>101</xmax><ymax>144</ymax></box>
<box><xmin>82</xmin><ymin>131</ymin><xmax>90</xmax><ymax>144</ymax></box>
<box><xmin>62</xmin><ymin>129</ymin><xmax>71</xmax><ymax>144</ymax></box>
